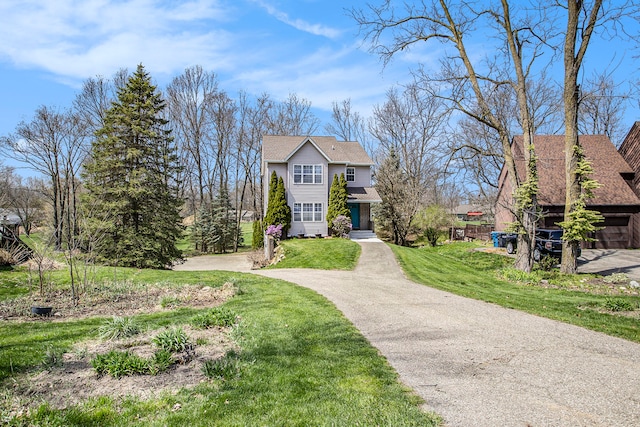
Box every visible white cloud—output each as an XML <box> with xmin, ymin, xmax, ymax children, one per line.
<box><xmin>0</xmin><ymin>0</ymin><xmax>233</xmax><ymax>81</ymax></box>
<box><xmin>250</xmin><ymin>0</ymin><xmax>342</xmax><ymax>39</ymax></box>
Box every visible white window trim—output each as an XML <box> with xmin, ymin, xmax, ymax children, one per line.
<box><xmin>293</xmin><ymin>202</ymin><xmax>323</xmax><ymax>222</ymax></box>
<box><xmin>346</xmin><ymin>167</ymin><xmax>355</xmax><ymax>182</ymax></box>
<box><xmin>293</xmin><ymin>164</ymin><xmax>323</xmax><ymax>184</ymax></box>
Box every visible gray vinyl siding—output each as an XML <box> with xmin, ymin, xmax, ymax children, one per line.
<box><xmin>287</xmin><ymin>142</ymin><xmax>329</xmax><ymax>236</ymax></box>
<box><xmin>328</xmin><ymin>164</ymin><xmax>372</xmax><ymax>188</ymax></box>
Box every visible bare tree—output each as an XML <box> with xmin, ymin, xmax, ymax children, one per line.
<box><xmin>324</xmin><ymin>98</ymin><xmax>374</xmax><ymax>152</ymax></box>
<box><xmin>267</xmin><ymin>93</ymin><xmax>320</xmax><ymax>135</ymax></box>
<box><xmin>353</xmin><ymin>0</ymin><xmax>557</xmax><ymax>271</ymax></box>
<box><xmin>578</xmin><ymin>71</ymin><xmax>630</xmax><ymax>146</ymax></box>
<box><xmin>0</xmin><ymin>106</ymin><xmax>89</xmax><ymax>249</ymax></box>
<box><xmin>166</xmin><ymin>65</ymin><xmax>220</xmax><ymax>212</ymax></box>
<box><xmin>3</xmin><ymin>175</ymin><xmax>46</xmax><ymax>236</ymax></box>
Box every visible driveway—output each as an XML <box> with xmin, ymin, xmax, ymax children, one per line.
<box><xmin>579</xmin><ymin>249</ymin><xmax>640</xmax><ymax>280</ymax></box>
<box><xmin>177</xmin><ymin>242</ymin><xmax>640</xmax><ymax>426</ymax></box>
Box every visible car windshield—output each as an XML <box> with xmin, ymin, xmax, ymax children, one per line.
<box><xmin>538</xmin><ymin>230</ymin><xmax>563</xmax><ymax>240</ymax></box>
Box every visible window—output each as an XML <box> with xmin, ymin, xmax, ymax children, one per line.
<box><xmin>293</xmin><ymin>202</ymin><xmax>323</xmax><ymax>222</ymax></box>
<box><xmin>294</xmin><ymin>164</ymin><xmax>322</xmax><ymax>184</ymax></box>
<box><xmin>346</xmin><ymin>167</ymin><xmax>355</xmax><ymax>182</ymax></box>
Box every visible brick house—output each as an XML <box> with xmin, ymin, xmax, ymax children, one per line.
<box><xmin>495</xmin><ymin>135</ymin><xmax>640</xmax><ymax>249</ymax></box>
<box><xmin>262</xmin><ymin>135</ymin><xmax>380</xmax><ymax>237</ymax></box>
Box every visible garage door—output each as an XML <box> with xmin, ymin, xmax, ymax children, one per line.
<box><xmin>595</xmin><ymin>217</ymin><xmax>630</xmax><ymax>249</ymax></box>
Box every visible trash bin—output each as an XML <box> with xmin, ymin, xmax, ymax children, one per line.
<box><xmin>491</xmin><ymin>231</ymin><xmax>500</xmax><ymax>247</ymax></box>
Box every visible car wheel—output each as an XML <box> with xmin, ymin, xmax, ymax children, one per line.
<box><xmin>533</xmin><ymin>248</ymin><xmax>541</xmax><ymax>262</ymax></box>
<box><xmin>506</xmin><ymin>241</ymin><xmax>515</xmax><ymax>254</ymax></box>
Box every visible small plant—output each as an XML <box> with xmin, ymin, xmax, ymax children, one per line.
<box><xmin>201</xmin><ymin>349</ymin><xmax>240</xmax><ymax>381</ymax></box>
<box><xmin>196</xmin><ymin>337</ymin><xmax>209</xmax><ymax>346</ymax></box>
<box><xmin>150</xmin><ymin>350</ymin><xmax>174</xmax><ymax>374</ymax></box>
<box><xmin>92</xmin><ymin>350</ymin><xmax>151</xmax><ymax>378</ymax></box>
<box><xmin>603</xmin><ymin>273</ymin><xmax>629</xmax><ymax>284</ymax></box>
<box><xmin>332</xmin><ymin>215</ymin><xmax>352</xmax><ymax>238</ymax></box>
<box><xmin>41</xmin><ymin>345</ymin><xmax>63</xmax><ymax>371</ymax></box>
<box><xmin>160</xmin><ymin>295</ymin><xmax>183</xmax><ymax>308</ymax></box>
<box><xmin>603</xmin><ymin>298</ymin><xmax>635</xmax><ymax>312</ymax></box>
<box><xmin>190</xmin><ymin>307</ymin><xmax>238</xmax><ymax>329</ymax></box>
<box><xmin>98</xmin><ymin>316</ymin><xmax>141</xmax><ymax>341</ymax></box>
<box><xmin>153</xmin><ymin>327</ymin><xmax>192</xmax><ymax>353</ymax></box>
<box><xmin>537</xmin><ymin>255</ymin><xmax>558</xmax><ymax>272</ymax></box>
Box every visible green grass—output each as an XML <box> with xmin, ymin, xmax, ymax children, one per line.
<box><xmin>270</xmin><ymin>238</ymin><xmax>361</xmax><ymax>270</ymax></box>
<box><xmin>391</xmin><ymin>242</ymin><xmax>640</xmax><ymax>343</ymax></box>
<box><xmin>0</xmin><ymin>270</ymin><xmax>439</xmax><ymax>426</ymax></box>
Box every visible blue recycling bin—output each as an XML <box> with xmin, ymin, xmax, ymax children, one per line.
<box><xmin>491</xmin><ymin>231</ymin><xmax>500</xmax><ymax>247</ymax></box>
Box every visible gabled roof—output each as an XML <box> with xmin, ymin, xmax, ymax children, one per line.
<box><xmin>262</xmin><ymin>135</ymin><xmax>373</xmax><ymax>165</ymax></box>
<box><xmin>510</xmin><ymin>135</ymin><xmax>640</xmax><ymax>206</ymax></box>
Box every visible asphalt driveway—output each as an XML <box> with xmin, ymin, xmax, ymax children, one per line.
<box><xmin>579</xmin><ymin>249</ymin><xmax>640</xmax><ymax>280</ymax></box>
<box><xmin>177</xmin><ymin>242</ymin><xmax>640</xmax><ymax>426</ymax></box>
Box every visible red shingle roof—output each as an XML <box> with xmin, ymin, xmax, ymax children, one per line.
<box><xmin>511</xmin><ymin>135</ymin><xmax>640</xmax><ymax>206</ymax></box>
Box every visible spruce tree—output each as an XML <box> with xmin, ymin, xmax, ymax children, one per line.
<box><xmin>197</xmin><ymin>185</ymin><xmax>240</xmax><ymax>254</ymax></box>
<box><xmin>83</xmin><ymin>64</ymin><xmax>183</xmax><ymax>268</ymax></box>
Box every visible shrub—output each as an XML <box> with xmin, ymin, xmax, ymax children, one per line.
<box><xmin>603</xmin><ymin>298</ymin><xmax>635</xmax><ymax>312</ymax></box>
<box><xmin>92</xmin><ymin>350</ymin><xmax>151</xmax><ymax>378</ymax></box>
<box><xmin>190</xmin><ymin>307</ymin><xmax>238</xmax><ymax>329</ymax></box>
<box><xmin>98</xmin><ymin>316</ymin><xmax>141</xmax><ymax>341</ymax></box>
<box><xmin>537</xmin><ymin>255</ymin><xmax>558</xmax><ymax>272</ymax></box>
<box><xmin>201</xmin><ymin>349</ymin><xmax>240</xmax><ymax>381</ymax></box>
<box><xmin>265</xmin><ymin>224</ymin><xmax>283</xmax><ymax>241</ymax></box>
<box><xmin>152</xmin><ymin>327</ymin><xmax>192</xmax><ymax>353</ymax></box>
<box><xmin>0</xmin><ymin>249</ymin><xmax>14</xmax><ymax>266</ymax></box>
<box><xmin>92</xmin><ymin>349</ymin><xmax>175</xmax><ymax>378</ymax></box>
<box><xmin>332</xmin><ymin>215</ymin><xmax>352</xmax><ymax>238</ymax></box>
<box><xmin>252</xmin><ymin>220</ymin><xmax>264</xmax><ymax>249</ymax></box>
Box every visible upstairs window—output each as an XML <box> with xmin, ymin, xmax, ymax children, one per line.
<box><xmin>346</xmin><ymin>167</ymin><xmax>355</xmax><ymax>182</ymax></box>
<box><xmin>294</xmin><ymin>164</ymin><xmax>322</xmax><ymax>184</ymax></box>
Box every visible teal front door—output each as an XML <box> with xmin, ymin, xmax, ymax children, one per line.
<box><xmin>348</xmin><ymin>203</ymin><xmax>360</xmax><ymax>229</ymax></box>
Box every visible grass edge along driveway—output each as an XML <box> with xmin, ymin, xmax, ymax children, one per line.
<box><xmin>390</xmin><ymin>243</ymin><xmax>640</xmax><ymax>344</ymax></box>
<box><xmin>0</xmin><ymin>271</ymin><xmax>440</xmax><ymax>426</ymax></box>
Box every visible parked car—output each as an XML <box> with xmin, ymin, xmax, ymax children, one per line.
<box><xmin>504</xmin><ymin>229</ymin><xmax>580</xmax><ymax>262</ymax></box>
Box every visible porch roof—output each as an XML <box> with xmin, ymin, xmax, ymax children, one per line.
<box><xmin>347</xmin><ymin>187</ymin><xmax>381</xmax><ymax>203</ymax></box>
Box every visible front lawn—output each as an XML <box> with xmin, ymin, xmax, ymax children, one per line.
<box><xmin>0</xmin><ymin>266</ymin><xmax>438</xmax><ymax>426</ymax></box>
<box><xmin>270</xmin><ymin>238</ymin><xmax>361</xmax><ymax>270</ymax></box>
<box><xmin>391</xmin><ymin>242</ymin><xmax>640</xmax><ymax>343</ymax></box>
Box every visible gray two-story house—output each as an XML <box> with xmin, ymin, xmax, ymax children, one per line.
<box><xmin>262</xmin><ymin>135</ymin><xmax>380</xmax><ymax>237</ymax></box>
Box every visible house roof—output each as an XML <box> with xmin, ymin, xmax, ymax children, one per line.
<box><xmin>347</xmin><ymin>187</ymin><xmax>382</xmax><ymax>203</ymax></box>
<box><xmin>262</xmin><ymin>135</ymin><xmax>373</xmax><ymax>165</ymax></box>
<box><xmin>510</xmin><ymin>135</ymin><xmax>640</xmax><ymax>206</ymax></box>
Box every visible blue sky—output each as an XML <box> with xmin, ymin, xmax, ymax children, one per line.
<box><xmin>0</xmin><ymin>0</ymin><xmax>639</xmax><ymax>151</ymax></box>
<box><xmin>0</xmin><ymin>0</ymin><xmax>420</xmax><ymax>140</ymax></box>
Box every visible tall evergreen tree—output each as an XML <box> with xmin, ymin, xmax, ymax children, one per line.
<box><xmin>83</xmin><ymin>64</ymin><xmax>183</xmax><ymax>268</ymax></box>
<box><xmin>264</xmin><ymin>173</ymin><xmax>291</xmax><ymax>237</ymax></box>
<box><xmin>327</xmin><ymin>173</ymin><xmax>350</xmax><ymax>234</ymax></box>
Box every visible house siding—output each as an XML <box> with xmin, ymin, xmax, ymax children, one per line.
<box><xmin>287</xmin><ymin>142</ymin><xmax>329</xmax><ymax>236</ymax></box>
<box><xmin>262</xmin><ymin>135</ymin><xmax>379</xmax><ymax>238</ymax></box>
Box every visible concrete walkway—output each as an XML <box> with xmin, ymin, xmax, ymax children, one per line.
<box><xmin>180</xmin><ymin>241</ymin><xmax>640</xmax><ymax>426</ymax></box>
